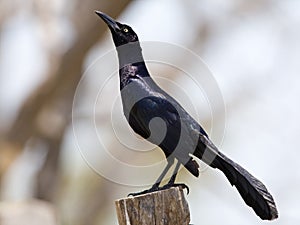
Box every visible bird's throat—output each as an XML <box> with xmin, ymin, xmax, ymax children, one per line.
<box><xmin>117</xmin><ymin>42</ymin><xmax>144</xmax><ymax>68</ymax></box>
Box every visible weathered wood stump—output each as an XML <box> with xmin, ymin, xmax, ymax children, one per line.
<box><xmin>115</xmin><ymin>187</ymin><xmax>190</xmax><ymax>225</ymax></box>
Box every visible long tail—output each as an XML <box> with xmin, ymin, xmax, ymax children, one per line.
<box><xmin>194</xmin><ymin>137</ymin><xmax>278</xmax><ymax>220</ymax></box>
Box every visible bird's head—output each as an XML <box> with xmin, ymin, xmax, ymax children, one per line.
<box><xmin>95</xmin><ymin>11</ymin><xmax>139</xmax><ymax>47</ymax></box>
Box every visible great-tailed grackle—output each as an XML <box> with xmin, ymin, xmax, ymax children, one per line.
<box><xmin>95</xmin><ymin>11</ymin><xmax>278</xmax><ymax>220</ymax></box>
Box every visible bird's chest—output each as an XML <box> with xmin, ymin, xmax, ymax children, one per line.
<box><xmin>120</xmin><ymin>79</ymin><xmax>152</xmax><ymax>121</ymax></box>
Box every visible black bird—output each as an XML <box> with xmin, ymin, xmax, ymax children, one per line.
<box><xmin>95</xmin><ymin>11</ymin><xmax>278</xmax><ymax>220</ymax></box>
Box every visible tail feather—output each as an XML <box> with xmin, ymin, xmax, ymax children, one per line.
<box><xmin>193</xmin><ymin>137</ymin><xmax>278</xmax><ymax>220</ymax></box>
<box><xmin>183</xmin><ymin>158</ymin><xmax>200</xmax><ymax>177</ymax></box>
<box><xmin>218</xmin><ymin>152</ymin><xmax>278</xmax><ymax>220</ymax></box>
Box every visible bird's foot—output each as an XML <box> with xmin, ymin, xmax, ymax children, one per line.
<box><xmin>161</xmin><ymin>183</ymin><xmax>190</xmax><ymax>194</ymax></box>
<box><xmin>127</xmin><ymin>184</ymin><xmax>160</xmax><ymax>197</ymax></box>
<box><xmin>127</xmin><ymin>183</ymin><xmax>189</xmax><ymax>197</ymax></box>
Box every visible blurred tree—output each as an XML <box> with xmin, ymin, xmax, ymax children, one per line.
<box><xmin>0</xmin><ymin>0</ymin><xmax>132</xmax><ymax>220</ymax></box>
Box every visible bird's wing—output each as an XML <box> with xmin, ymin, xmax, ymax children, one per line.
<box><xmin>128</xmin><ymin>95</ymin><xmax>201</xmax><ymax>176</ymax></box>
<box><xmin>128</xmin><ymin>96</ymin><xmax>181</xmax><ymax>142</ymax></box>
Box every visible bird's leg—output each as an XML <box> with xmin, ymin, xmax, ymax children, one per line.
<box><xmin>128</xmin><ymin>158</ymin><xmax>174</xmax><ymax>196</ymax></box>
<box><xmin>161</xmin><ymin>160</ymin><xmax>189</xmax><ymax>194</ymax></box>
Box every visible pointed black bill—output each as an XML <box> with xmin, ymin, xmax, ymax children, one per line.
<box><xmin>95</xmin><ymin>11</ymin><xmax>120</xmax><ymax>32</ymax></box>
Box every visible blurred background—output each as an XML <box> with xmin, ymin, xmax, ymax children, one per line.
<box><xmin>0</xmin><ymin>0</ymin><xmax>299</xmax><ymax>224</ymax></box>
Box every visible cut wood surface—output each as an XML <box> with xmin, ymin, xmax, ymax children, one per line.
<box><xmin>115</xmin><ymin>187</ymin><xmax>190</xmax><ymax>225</ymax></box>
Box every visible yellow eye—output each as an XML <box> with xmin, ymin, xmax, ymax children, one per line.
<box><xmin>123</xmin><ymin>28</ymin><xmax>129</xmax><ymax>32</ymax></box>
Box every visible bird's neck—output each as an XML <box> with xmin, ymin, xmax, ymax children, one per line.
<box><xmin>117</xmin><ymin>42</ymin><xmax>151</xmax><ymax>90</ymax></box>
<box><xmin>116</xmin><ymin>42</ymin><xmax>145</xmax><ymax>69</ymax></box>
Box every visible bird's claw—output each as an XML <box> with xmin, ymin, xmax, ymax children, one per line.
<box><xmin>127</xmin><ymin>190</ymin><xmax>148</xmax><ymax>197</ymax></box>
<box><xmin>127</xmin><ymin>185</ymin><xmax>160</xmax><ymax>197</ymax></box>
<box><xmin>128</xmin><ymin>183</ymin><xmax>189</xmax><ymax>197</ymax></box>
<box><xmin>161</xmin><ymin>183</ymin><xmax>190</xmax><ymax>195</ymax></box>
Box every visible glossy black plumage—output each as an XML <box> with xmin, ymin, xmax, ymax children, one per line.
<box><xmin>95</xmin><ymin>11</ymin><xmax>278</xmax><ymax>220</ymax></box>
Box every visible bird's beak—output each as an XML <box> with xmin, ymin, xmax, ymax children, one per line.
<box><xmin>95</xmin><ymin>11</ymin><xmax>120</xmax><ymax>32</ymax></box>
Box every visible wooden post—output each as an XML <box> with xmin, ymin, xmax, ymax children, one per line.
<box><xmin>115</xmin><ymin>187</ymin><xmax>190</xmax><ymax>225</ymax></box>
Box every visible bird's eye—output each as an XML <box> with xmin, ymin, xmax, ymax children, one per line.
<box><xmin>123</xmin><ymin>28</ymin><xmax>129</xmax><ymax>33</ymax></box>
